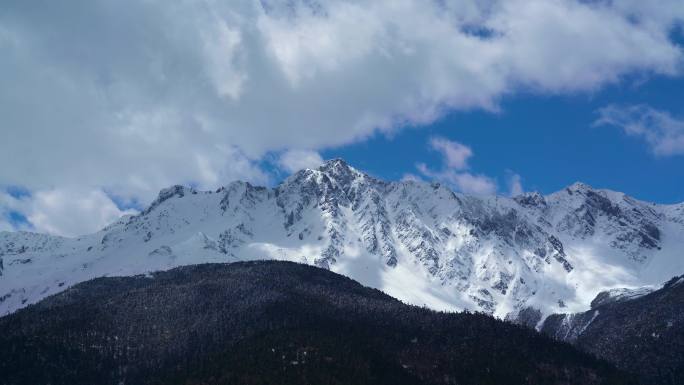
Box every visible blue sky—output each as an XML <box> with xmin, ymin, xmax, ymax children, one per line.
<box><xmin>2</xmin><ymin>0</ymin><xmax>684</xmax><ymax>237</ymax></box>
<box><xmin>322</xmin><ymin>73</ymin><xmax>684</xmax><ymax>203</ymax></box>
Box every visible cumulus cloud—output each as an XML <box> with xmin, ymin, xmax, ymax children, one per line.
<box><xmin>415</xmin><ymin>137</ymin><xmax>497</xmax><ymax>195</ymax></box>
<box><xmin>1</xmin><ymin>188</ymin><xmax>137</xmax><ymax>237</ymax></box>
<box><xmin>1</xmin><ymin>0</ymin><xmax>683</xmax><ymax>233</ymax></box>
<box><xmin>277</xmin><ymin>150</ymin><xmax>324</xmax><ymax>173</ymax></box>
<box><xmin>429</xmin><ymin>137</ymin><xmax>473</xmax><ymax>170</ymax></box>
<box><xmin>25</xmin><ymin>189</ymin><xmax>138</xmax><ymax>237</ymax></box>
<box><xmin>417</xmin><ymin>163</ymin><xmax>497</xmax><ymax>195</ymax></box>
<box><xmin>595</xmin><ymin>104</ymin><xmax>684</xmax><ymax>156</ymax></box>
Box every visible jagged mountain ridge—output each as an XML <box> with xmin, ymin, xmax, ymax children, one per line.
<box><xmin>1</xmin><ymin>159</ymin><xmax>683</xmax><ymax>319</ymax></box>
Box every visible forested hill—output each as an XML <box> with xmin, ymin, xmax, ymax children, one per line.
<box><xmin>542</xmin><ymin>274</ymin><xmax>684</xmax><ymax>385</ymax></box>
<box><xmin>0</xmin><ymin>261</ymin><xmax>631</xmax><ymax>385</ymax></box>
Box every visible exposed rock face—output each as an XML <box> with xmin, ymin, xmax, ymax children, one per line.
<box><xmin>1</xmin><ymin>159</ymin><xmax>683</xmax><ymax>319</ymax></box>
<box><xmin>0</xmin><ymin>261</ymin><xmax>633</xmax><ymax>385</ymax></box>
<box><xmin>541</xmin><ymin>275</ymin><xmax>684</xmax><ymax>385</ymax></box>
<box><xmin>590</xmin><ymin>286</ymin><xmax>655</xmax><ymax>309</ymax></box>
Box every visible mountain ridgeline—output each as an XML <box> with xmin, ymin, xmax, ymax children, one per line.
<box><xmin>1</xmin><ymin>159</ymin><xmax>683</xmax><ymax>320</ymax></box>
<box><xmin>0</xmin><ymin>261</ymin><xmax>632</xmax><ymax>385</ymax></box>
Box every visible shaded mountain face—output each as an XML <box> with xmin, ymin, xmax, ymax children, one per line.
<box><xmin>1</xmin><ymin>159</ymin><xmax>683</xmax><ymax>319</ymax></box>
<box><xmin>0</xmin><ymin>261</ymin><xmax>632</xmax><ymax>385</ymax></box>
<box><xmin>541</xmin><ymin>275</ymin><xmax>684</xmax><ymax>385</ymax></box>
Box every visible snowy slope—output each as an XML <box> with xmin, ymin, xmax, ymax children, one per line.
<box><xmin>1</xmin><ymin>159</ymin><xmax>683</xmax><ymax>319</ymax></box>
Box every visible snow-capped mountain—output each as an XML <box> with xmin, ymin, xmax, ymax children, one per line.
<box><xmin>1</xmin><ymin>159</ymin><xmax>683</xmax><ymax>320</ymax></box>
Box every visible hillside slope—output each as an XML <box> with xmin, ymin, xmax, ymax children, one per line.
<box><xmin>542</xmin><ymin>275</ymin><xmax>684</xmax><ymax>385</ymax></box>
<box><xmin>0</xmin><ymin>261</ymin><xmax>632</xmax><ymax>385</ymax></box>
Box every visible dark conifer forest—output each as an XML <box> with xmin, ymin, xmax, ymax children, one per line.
<box><xmin>0</xmin><ymin>261</ymin><xmax>633</xmax><ymax>385</ymax></box>
<box><xmin>542</xmin><ymin>275</ymin><xmax>684</xmax><ymax>385</ymax></box>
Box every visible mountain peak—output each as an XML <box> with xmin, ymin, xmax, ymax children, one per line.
<box><xmin>567</xmin><ymin>182</ymin><xmax>594</xmax><ymax>192</ymax></box>
<box><xmin>318</xmin><ymin>158</ymin><xmax>353</xmax><ymax>172</ymax></box>
<box><xmin>321</xmin><ymin>157</ymin><xmax>347</xmax><ymax>166</ymax></box>
<box><xmin>143</xmin><ymin>185</ymin><xmax>193</xmax><ymax>215</ymax></box>
<box><xmin>316</xmin><ymin>158</ymin><xmax>365</xmax><ymax>182</ymax></box>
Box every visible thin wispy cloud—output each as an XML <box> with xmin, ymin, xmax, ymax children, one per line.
<box><xmin>508</xmin><ymin>173</ymin><xmax>524</xmax><ymax>196</ymax></box>
<box><xmin>416</xmin><ymin>137</ymin><xmax>498</xmax><ymax>195</ymax></box>
<box><xmin>595</xmin><ymin>104</ymin><xmax>684</xmax><ymax>156</ymax></box>
<box><xmin>429</xmin><ymin>137</ymin><xmax>473</xmax><ymax>170</ymax></box>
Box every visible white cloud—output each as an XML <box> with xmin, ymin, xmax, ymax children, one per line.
<box><xmin>489</xmin><ymin>0</ymin><xmax>682</xmax><ymax>92</ymax></box>
<box><xmin>416</xmin><ymin>137</ymin><xmax>507</xmax><ymax>195</ymax></box>
<box><xmin>595</xmin><ymin>104</ymin><xmax>684</xmax><ymax>156</ymax></box>
<box><xmin>508</xmin><ymin>173</ymin><xmax>524</xmax><ymax>196</ymax></box>
<box><xmin>429</xmin><ymin>137</ymin><xmax>473</xmax><ymax>170</ymax></box>
<box><xmin>0</xmin><ymin>0</ymin><xmax>683</xmax><ymax>233</ymax></box>
<box><xmin>2</xmin><ymin>188</ymin><xmax>137</xmax><ymax>237</ymax></box>
<box><xmin>452</xmin><ymin>172</ymin><xmax>498</xmax><ymax>195</ymax></box>
<box><xmin>277</xmin><ymin>149</ymin><xmax>324</xmax><ymax>173</ymax></box>
<box><xmin>417</xmin><ymin>163</ymin><xmax>497</xmax><ymax>195</ymax></box>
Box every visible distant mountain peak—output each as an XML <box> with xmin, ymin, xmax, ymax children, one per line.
<box><xmin>566</xmin><ymin>181</ymin><xmax>595</xmax><ymax>193</ymax></box>
<box><xmin>317</xmin><ymin>158</ymin><xmax>365</xmax><ymax>181</ymax></box>
<box><xmin>318</xmin><ymin>157</ymin><xmax>350</xmax><ymax>170</ymax></box>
